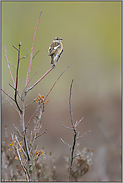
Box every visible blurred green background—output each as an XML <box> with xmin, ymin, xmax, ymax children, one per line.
<box><xmin>2</xmin><ymin>2</ymin><xmax>121</xmax><ymax>181</ymax></box>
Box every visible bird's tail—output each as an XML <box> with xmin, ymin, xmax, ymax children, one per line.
<box><xmin>51</xmin><ymin>56</ymin><xmax>54</xmax><ymax>64</ymax></box>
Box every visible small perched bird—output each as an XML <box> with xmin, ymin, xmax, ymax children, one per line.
<box><xmin>48</xmin><ymin>37</ymin><xmax>63</xmax><ymax>65</ymax></box>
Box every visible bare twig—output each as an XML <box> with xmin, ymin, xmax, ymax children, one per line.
<box><xmin>28</xmin><ymin>66</ymin><xmax>54</xmax><ymax>92</ymax></box>
<box><xmin>32</xmin><ymin>50</ymin><xmax>40</xmax><ymax>59</ymax></box>
<box><xmin>4</xmin><ymin>45</ymin><xmax>15</xmax><ymax>87</ymax></box>
<box><xmin>14</xmin><ymin>42</ymin><xmax>22</xmax><ymax>114</ymax></box>
<box><xmin>20</xmin><ymin>55</ymin><xmax>28</xmax><ymax>60</ymax></box>
<box><xmin>1</xmin><ymin>89</ymin><xmax>15</xmax><ymax>102</ymax></box>
<box><xmin>15</xmin><ymin>135</ymin><xmax>28</xmax><ymax>159</ymax></box>
<box><xmin>13</xmin><ymin>124</ymin><xmax>23</xmax><ymax>138</ymax></box>
<box><xmin>6</xmin><ymin>127</ymin><xmax>21</xmax><ymax>137</ymax></box>
<box><xmin>26</xmin><ymin>10</ymin><xmax>42</xmax><ymax>88</ymax></box>
<box><xmin>76</xmin><ymin>130</ymin><xmax>91</xmax><ymax>140</ymax></box>
<box><xmin>13</xmin><ymin>45</ymin><xmax>19</xmax><ymax>51</ymax></box>
<box><xmin>25</xmin><ymin>99</ymin><xmax>36</xmax><ymax>108</ymax></box>
<box><xmin>60</xmin><ymin>138</ymin><xmax>71</xmax><ymax>149</ymax></box>
<box><xmin>68</xmin><ymin>79</ymin><xmax>77</xmax><ymax>180</ymax></box>
<box><xmin>9</xmin><ymin>62</ymin><xmax>17</xmax><ymax>69</ymax></box>
<box><xmin>29</xmin><ymin>68</ymin><xmax>41</xmax><ymax>83</ymax></box>
<box><xmin>26</xmin><ymin>48</ymin><xmax>30</xmax><ymax>55</ymax></box>
<box><xmin>11</xmin><ymin>133</ymin><xmax>30</xmax><ymax>181</ymax></box>
<box><xmin>9</xmin><ymin>83</ymin><xmax>21</xmax><ymax>99</ymax></box>
<box><xmin>5</xmin><ymin>98</ymin><xmax>21</xmax><ymax>117</ymax></box>
<box><xmin>58</xmin><ymin>119</ymin><xmax>73</xmax><ymax>130</ymax></box>
<box><xmin>35</xmin><ymin>128</ymin><xmax>47</xmax><ymax>139</ymax></box>
<box><xmin>75</xmin><ymin>117</ymin><xmax>84</xmax><ymax>128</ymax></box>
<box><xmin>23</xmin><ymin>131</ymin><xmax>31</xmax><ymax>161</ymax></box>
<box><xmin>69</xmin><ymin>79</ymin><xmax>75</xmax><ymax>130</ymax></box>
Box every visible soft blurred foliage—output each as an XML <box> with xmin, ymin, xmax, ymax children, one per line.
<box><xmin>2</xmin><ymin>2</ymin><xmax>121</xmax><ymax>181</ymax></box>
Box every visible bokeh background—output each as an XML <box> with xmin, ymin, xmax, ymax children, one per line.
<box><xmin>2</xmin><ymin>2</ymin><xmax>121</xmax><ymax>181</ymax></box>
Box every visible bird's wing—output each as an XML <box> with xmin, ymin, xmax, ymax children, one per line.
<box><xmin>48</xmin><ymin>42</ymin><xmax>60</xmax><ymax>56</ymax></box>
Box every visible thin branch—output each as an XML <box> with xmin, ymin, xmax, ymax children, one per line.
<box><xmin>9</xmin><ymin>62</ymin><xmax>17</xmax><ymax>69</ymax></box>
<box><xmin>13</xmin><ymin>124</ymin><xmax>23</xmax><ymax>138</ymax></box>
<box><xmin>13</xmin><ymin>45</ymin><xmax>19</xmax><ymax>51</ymax></box>
<box><xmin>5</xmin><ymin>98</ymin><xmax>20</xmax><ymax>116</ymax></box>
<box><xmin>69</xmin><ymin>130</ymin><xmax>77</xmax><ymax>180</ymax></box>
<box><xmin>32</xmin><ymin>50</ymin><xmax>40</xmax><ymax>59</ymax></box>
<box><xmin>1</xmin><ymin>89</ymin><xmax>15</xmax><ymax>102</ymax></box>
<box><xmin>25</xmin><ymin>99</ymin><xmax>36</xmax><ymax>108</ymax></box>
<box><xmin>23</xmin><ymin>131</ymin><xmax>31</xmax><ymax>161</ymax></box>
<box><xmin>20</xmin><ymin>55</ymin><xmax>28</xmax><ymax>60</ymax></box>
<box><xmin>15</xmin><ymin>135</ymin><xmax>27</xmax><ymax>159</ymax></box>
<box><xmin>69</xmin><ymin>79</ymin><xmax>77</xmax><ymax>180</ymax></box>
<box><xmin>11</xmin><ymin>133</ymin><xmax>30</xmax><ymax>181</ymax></box>
<box><xmin>76</xmin><ymin>130</ymin><xmax>91</xmax><ymax>140</ymax></box>
<box><xmin>26</xmin><ymin>48</ymin><xmax>30</xmax><ymax>55</ymax></box>
<box><xmin>29</xmin><ymin>68</ymin><xmax>41</xmax><ymax>84</ymax></box>
<box><xmin>14</xmin><ymin>42</ymin><xmax>22</xmax><ymax>114</ymax></box>
<box><xmin>60</xmin><ymin>138</ymin><xmax>71</xmax><ymax>149</ymax></box>
<box><xmin>9</xmin><ymin>83</ymin><xmax>21</xmax><ymax>99</ymax></box>
<box><xmin>26</xmin><ymin>10</ymin><xmax>42</xmax><ymax>88</ymax></box>
<box><xmin>58</xmin><ymin>119</ymin><xmax>73</xmax><ymax>130</ymax></box>
<box><xmin>73</xmin><ymin>154</ymin><xmax>81</xmax><ymax>159</ymax></box>
<box><xmin>35</xmin><ymin>128</ymin><xmax>47</xmax><ymax>139</ymax></box>
<box><xmin>6</xmin><ymin>127</ymin><xmax>21</xmax><ymax>137</ymax></box>
<box><xmin>69</xmin><ymin>79</ymin><xmax>75</xmax><ymax>131</ymax></box>
<box><xmin>4</xmin><ymin>45</ymin><xmax>15</xmax><ymax>87</ymax></box>
<box><xmin>75</xmin><ymin>117</ymin><xmax>84</xmax><ymax>128</ymax></box>
<box><xmin>28</xmin><ymin>66</ymin><xmax>54</xmax><ymax>92</ymax></box>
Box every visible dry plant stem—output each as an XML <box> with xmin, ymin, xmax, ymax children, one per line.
<box><xmin>60</xmin><ymin>138</ymin><xmax>71</xmax><ymax>149</ymax></box>
<box><xmin>28</xmin><ymin>66</ymin><xmax>54</xmax><ymax>92</ymax></box>
<box><xmin>5</xmin><ymin>98</ymin><xmax>20</xmax><ymax>116</ymax></box>
<box><xmin>13</xmin><ymin>43</ymin><xmax>31</xmax><ymax>161</ymax></box>
<box><xmin>14</xmin><ymin>42</ymin><xmax>22</xmax><ymax>114</ymax></box>
<box><xmin>9</xmin><ymin>62</ymin><xmax>17</xmax><ymax>69</ymax></box>
<box><xmin>77</xmin><ymin>130</ymin><xmax>91</xmax><ymax>140</ymax></box>
<box><xmin>29</xmin><ymin>68</ymin><xmax>41</xmax><ymax>84</ymax></box>
<box><xmin>1</xmin><ymin>89</ymin><xmax>15</xmax><ymax>102</ymax></box>
<box><xmin>21</xmin><ymin>92</ymin><xmax>31</xmax><ymax>161</ymax></box>
<box><xmin>35</xmin><ymin>129</ymin><xmax>47</xmax><ymax>139</ymax></box>
<box><xmin>26</xmin><ymin>10</ymin><xmax>42</xmax><ymax>89</ymax></box>
<box><xmin>9</xmin><ymin>83</ymin><xmax>21</xmax><ymax>99</ymax></box>
<box><xmin>15</xmin><ymin>135</ymin><xmax>28</xmax><ymax>158</ymax></box>
<box><xmin>58</xmin><ymin>119</ymin><xmax>73</xmax><ymax>130</ymax></box>
<box><xmin>4</xmin><ymin>45</ymin><xmax>15</xmax><ymax>87</ymax></box>
<box><xmin>68</xmin><ymin>79</ymin><xmax>77</xmax><ymax>180</ymax></box>
<box><xmin>6</xmin><ymin>127</ymin><xmax>21</xmax><ymax>137</ymax></box>
<box><xmin>69</xmin><ymin>79</ymin><xmax>75</xmax><ymax>130</ymax></box>
<box><xmin>13</xmin><ymin>124</ymin><xmax>23</xmax><ymax>138</ymax></box>
<box><xmin>75</xmin><ymin>117</ymin><xmax>84</xmax><ymax>127</ymax></box>
<box><xmin>25</xmin><ymin>99</ymin><xmax>36</xmax><ymax>108</ymax></box>
<box><xmin>32</xmin><ymin>50</ymin><xmax>40</xmax><ymax>59</ymax></box>
<box><xmin>11</xmin><ymin>133</ymin><xmax>30</xmax><ymax>181</ymax></box>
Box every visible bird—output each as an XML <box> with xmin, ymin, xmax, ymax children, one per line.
<box><xmin>48</xmin><ymin>37</ymin><xmax>63</xmax><ymax>65</ymax></box>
